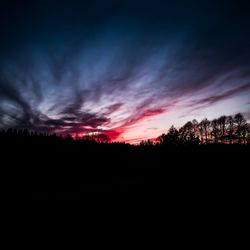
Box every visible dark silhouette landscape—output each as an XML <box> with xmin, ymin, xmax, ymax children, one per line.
<box><xmin>1</xmin><ymin>113</ymin><xmax>249</xmax><ymax>199</ymax></box>
<box><xmin>1</xmin><ymin>1</ymin><xmax>250</xmax><ymax>199</ymax></box>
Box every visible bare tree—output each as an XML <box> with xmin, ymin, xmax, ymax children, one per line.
<box><xmin>179</xmin><ymin>121</ymin><xmax>200</xmax><ymax>145</ymax></box>
<box><xmin>211</xmin><ymin>119</ymin><xmax>219</xmax><ymax>143</ymax></box>
<box><xmin>226</xmin><ymin>116</ymin><xmax>235</xmax><ymax>144</ymax></box>
<box><xmin>234</xmin><ymin>113</ymin><xmax>247</xmax><ymax>144</ymax></box>
<box><xmin>199</xmin><ymin>118</ymin><xmax>210</xmax><ymax>144</ymax></box>
<box><xmin>218</xmin><ymin>115</ymin><xmax>227</xmax><ymax>142</ymax></box>
<box><xmin>242</xmin><ymin>123</ymin><xmax>249</xmax><ymax>144</ymax></box>
<box><xmin>192</xmin><ymin>119</ymin><xmax>199</xmax><ymax>137</ymax></box>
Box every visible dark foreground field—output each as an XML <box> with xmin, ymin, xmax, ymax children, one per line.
<box><xmin>2</xmin><ymin>140</ymin><xmax>249</xmax><ymax>199</ymax></box>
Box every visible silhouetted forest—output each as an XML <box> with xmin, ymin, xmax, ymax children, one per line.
<box><xmin>1</xmin><ymin>113</ymin><xmax>249</xmax><ymax>145</ymax></box>
<box><xmin>142</xmin><ymin>113</ymin><xmax>250</xmax><ymax>146</ymax></box>
<box><xmin>1</xmin><ymin>113</ymin><xmax>249</xmax><ymax>198</ymax></box>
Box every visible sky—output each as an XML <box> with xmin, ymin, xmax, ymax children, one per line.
<box><xmin>0</xmin><ymin>0</ymin><xmax>250</xmax><ymax>143</ymax></box>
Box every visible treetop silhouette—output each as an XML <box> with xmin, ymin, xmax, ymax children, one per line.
<box><xmin>0</xmin><ymin>113</ymin><xmax>249</xmax><ymax>145</ymax></box>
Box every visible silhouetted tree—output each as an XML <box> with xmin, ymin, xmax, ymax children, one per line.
<box><xmin>0</xmin><ymin>113</ymin><xmax>249</xmax><ymax>146</ymax></box>
<box><xmin>158</xmin><ymin>125</ymin><xmax>180</xmax><ymax>146</ymax></box>
<box><xmin>82</xmin><ymin>133</ymin><xmax>110</xmax><ymax>143</ymax></box>
<box><xmin>241</xmin><ymin>123</ymin><xmax>249</xmax><ymax>145</ymax></box>
<box><xmin>95</xmin><ymin>133</ymin><xmax>110</xmax><ymax>143</ymax></box>
<box><xmin>199</xmin><ymin>118</ymin><xmax>210</xmax><ymax>143</ymax></box>
<box><xmin>226</xmin><ymin>115</ymin><xmax>235</xmax><ymax>144</ymax></box>
<box><xmin>247</xmin><ymin>124</ymin><xmax>250</xmax><ymax>144</ymax></box>
<box><xmin>218</xmin><ymin>115</ymin><xmax>227</xmax><ymax>143</ymax></box>
<box><xmin>64</xmin><ymin>134</ymin><xmax>73</xmax><ymax>141</ymax></box>
<box><xmin>211</xmin><ymin>119</ymin><xmax>220</xmax><ymax>143</ymax></box>
<box><xmin>140</xmin><ymin>139</ymin><xmax>154</xmax><ymax>146</ymax></box>
<box><xmin>192</xmin><ymin>119</ymin><xmax>199</xmax><ymax>138</ymax></box>
<box><xmin>179</xmin><ymin>121</ymin><xmax>200</xmax><ymax>145</ymax></box>
<box><xmin>234</xmin><ymin>113</ymin><xmax>247</xmax><ymax>143</ymax></box>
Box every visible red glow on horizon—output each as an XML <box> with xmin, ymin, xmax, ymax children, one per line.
<box><xmin>65</xmin><ymin>107</ymin><xmax>169</xmax><ymax>143</ymax></box>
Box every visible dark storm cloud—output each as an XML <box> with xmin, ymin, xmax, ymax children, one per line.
<box><xmin>0</xmin><ymin>0</ymin><xmax>250</xmax><ymax>139</ymax></box>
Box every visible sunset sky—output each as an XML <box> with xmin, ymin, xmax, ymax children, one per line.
<box><xmin>0</xmin><ymin>0</ymin><xmax>250</xmax><ymax>143</ymax></box>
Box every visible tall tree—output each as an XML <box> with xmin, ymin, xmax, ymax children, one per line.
<box><xmin>211</xmin><ymin>119</ymin><xmax>220</xmax><ymax>143</ymax></box>
<box><xmin>218</xmin><ymin>115</ymin><xmax>227</xmax><ymax>142</ymax></box>
<box><xmin>158</xmin><ymin>125</ymin><xmax>180</xmax><ymax>146</ymax></box>
<box><xmin>234</xmin><ymin>113</ymin><xmax>247</xmax><ymax>143</ymax></box>
<box><xmin>241</xmin><ymin>123</ymin><xmax>250</xmax><ymax>144</ymax></box>
<box><xmin>179</xmin><ymin>121</ymin><xmax>200</xmax><ymax>145</ymax></box>
<box><xmin>199</xmin><ymin>118</ymin><xmax>210</xmax><ymax>144</ymax></box>
<box><xmin>192</xmin><ymin>119</ymin><xmax>199</xmax><ymax>138</ymax></box>
<box><xmin>226</xmin><ymin>116</ymin><xmax>235</xmax><ymax>144</ymax></box>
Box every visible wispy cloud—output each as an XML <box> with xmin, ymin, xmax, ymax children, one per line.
<box><xmin>0</xmin><ymin>1</ymin><xmax>250</xmax><ymax>141</ymax></box>
<box><xmin>187</xmin><ymin>83</ymin><xmax>250</xmax><ymax>110</ymax></box>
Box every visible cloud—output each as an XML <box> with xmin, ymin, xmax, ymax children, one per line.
<box><xmin>0</xmin><ymin>1</ymin><xmax>250</xmax><ymax>141</ymax></box>
<box><xmin>187</xmin><ymin>83</ymin><xmax>250</xmax><ymax>110</ymax></box>
<box><xmin>122</xmin><ymin>107</ymin><xmax>166</xmax><ymax>127</ymax></box>
<box><xmin>103</xmin><ymin>103</ymin><xmax>124</xmax><ymax>116</ymax></box>
<box><xmin>0</xmin><ymin>77</ymin><xmax>31</xmax><ymax>113</ymax></box>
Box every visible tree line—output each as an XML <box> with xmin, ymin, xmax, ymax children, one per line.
<box><xmin>0</xmin><ymin>113</ymin><xmax>249</xmax><ymax>145</ymax></box>
<box><xmin>140</xmin><ymin>113</ymin><xmax>250</xmax><ymax>146</ymax></box>
<box><xmin>0</xmin><ymin>128</ymin><xmax>111</xmax><ymax>144</ymax></box>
